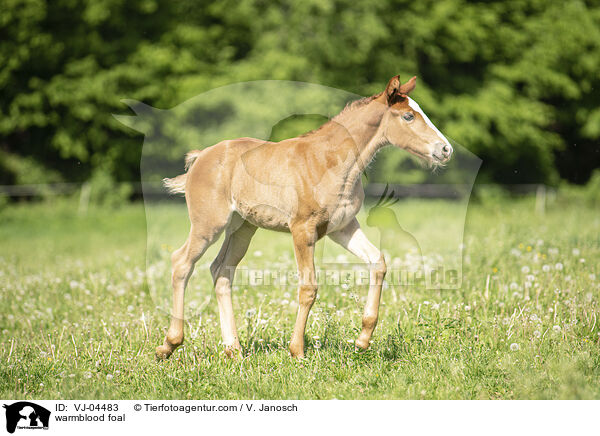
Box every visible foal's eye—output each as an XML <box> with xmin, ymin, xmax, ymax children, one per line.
<box><xmin>402</xmin><ymin>112</ymin><xmax>414</xmax><ymax>122</ymax></box>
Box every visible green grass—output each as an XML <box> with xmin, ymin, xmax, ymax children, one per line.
<box><xmin>0</xmin><ymin>195</ymin><xmax>599</xmax><ymax>399</ymax></box>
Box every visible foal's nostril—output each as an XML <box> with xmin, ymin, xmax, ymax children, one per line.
<box><xmin>433</xmin><ymin>142</ymin><xmax>452</xmax><ymax>161</ymax></box>
<box><xmin>441</xmin><ymin>143</ymin><xmax>452</xmax><ymax>157</ymax></box>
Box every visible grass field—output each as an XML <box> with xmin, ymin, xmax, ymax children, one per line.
<box><xmin>1</xmin><ymin>194</ymin><xmax>599</xmax><ymax>399</ymax></box>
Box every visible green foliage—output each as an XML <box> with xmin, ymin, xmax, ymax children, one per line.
<box><xmin>557</xmin><ymin>169</ymin><xmax>600</xmax><ymax>208</ymax></box>
<box><xmin>1</xmin><ymin>0</ymin><xmax>599</xmax><ymax>186</ymax></box>
<box><xmin>0</xmin><ymin>150</ymin><xmax>63</xmax><ymax>184</ymax></box>
<box><xmin>88</xmin><ymin>167</ymin><xmax>133</xmax><ymax>208</ymax></box>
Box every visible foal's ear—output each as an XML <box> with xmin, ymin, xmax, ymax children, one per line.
<box><xmin>385</xmin><ymin>75</ymin><xmax>401</xmax><ymax>103</ymax></box>
<box><xmin>399</xmin><ymin>76</ymin><xmax>417</xmax><ymax>95</ymax></box>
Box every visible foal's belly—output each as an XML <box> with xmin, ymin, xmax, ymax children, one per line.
<box><xmin>236</xmin><ymin>202</ymin><xmax>359</xmax><ymax>234</ymax></box>
<box><xmin>234</xmin><ymin>193</ymin><xmax>362</xmax><ymax>235</ymax></box>
<box><xmin>235</xmin><ymin>202</ymin><xmax>292</xmax><ymax>232</ymax></box>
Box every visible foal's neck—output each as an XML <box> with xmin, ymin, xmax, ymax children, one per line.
<box><xmin>329</xmin><ymin>101</ymin><xmax>388</xmax><ymax>187</ymax></box>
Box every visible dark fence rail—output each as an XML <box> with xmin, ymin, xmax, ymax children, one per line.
<box><xmin>1</xmin><ymin>181</ymin><xmax>556</xmax><ymax>216</ymax></box>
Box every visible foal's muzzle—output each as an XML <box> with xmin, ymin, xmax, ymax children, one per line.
<box><xmin>432</xmin><ymin>142</ymin><xmax>453</xmax><ymax>163</ymax></box>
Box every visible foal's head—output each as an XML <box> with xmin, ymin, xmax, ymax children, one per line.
<box><xmin>379</xmin><ymin>75</ymin><xmax>453</xmax><ymax>166</ymax></box>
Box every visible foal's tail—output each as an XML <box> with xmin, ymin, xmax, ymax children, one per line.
<box><xmin>162</xmin><ymin>150</ymin><xmax>203</xmax><ymax>195</ymax></box>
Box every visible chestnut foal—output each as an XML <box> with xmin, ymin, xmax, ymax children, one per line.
<box><xmin>156</xmin><ymin>75</ymin><xmax>453</xmax><ymax>359</ymax></box>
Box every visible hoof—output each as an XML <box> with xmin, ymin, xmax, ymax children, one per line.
<box><xmin>155</xmin><ymin>344</ymin><xmax>175</xmax><ymax>360</ymax></box>
<box><xmin>289</xmin><ymin>344</ymin><xmax>305</xmax><ymax>359</ymax></box>
<box><xmin>224</xmin><ymin>346</ymin><xmax>243</xmax><ymax>359</ymax></box>
<box><xmin>355</xmin><ymin>338</ymin><xmax>370</xmax><ymax>350</ymax></box>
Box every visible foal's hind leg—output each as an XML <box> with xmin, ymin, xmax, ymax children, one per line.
<box><xmin>156</xmin><ymin>214</ymin><xmax>231</xmax><ymax>360</ymax></box>
<box><xmin>210</xmin><ymin>218</ymin><xmax>257</xmax><ymax>357</ymax></box>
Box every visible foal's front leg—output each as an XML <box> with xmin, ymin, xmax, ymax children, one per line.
<box><xmin>289</xmin><ymin>226</ymin><xmax>318</xmax><ymax>358</ymax></box>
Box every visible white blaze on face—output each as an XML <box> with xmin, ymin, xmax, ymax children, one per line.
<box><xmin>407</xmin><ymin>97</ymin><xmax>451</xmax><ymax>146</ymax></box>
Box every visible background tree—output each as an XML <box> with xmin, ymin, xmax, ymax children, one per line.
<box><xmin>1</xmin><ymin>0</ymin><xmax>599</xmax><ymax>188</ymax></box>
